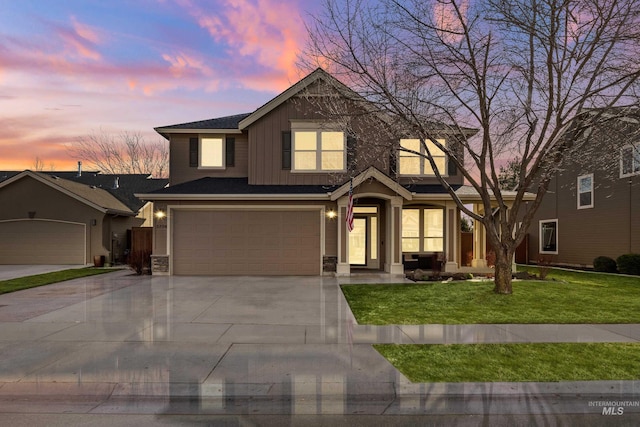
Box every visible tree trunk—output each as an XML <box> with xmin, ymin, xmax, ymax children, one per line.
<box><xmin>493</xmin><ymin>248</ymin><xmax>513</xmax><ymax>294</ymax></box>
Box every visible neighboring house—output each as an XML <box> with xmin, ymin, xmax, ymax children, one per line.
<box><xmin>0</xmin><ymin>170</ymin><xmax>168</xmax><ymax>265</ymax></box>
<box><xmin>138</xmin><ymin>68</ymin><xmax>520</xmax><ymax>276</ymax></box>
<box><xmin>526</xmin><ymin>107</ymin><xmax>640</xmax><ymax>268</ymax></box>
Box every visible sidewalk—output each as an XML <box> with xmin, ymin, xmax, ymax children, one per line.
<box><xmin>0</xmin><ymin>264</ymin><xmax>85</xmax><ymax>281</ymax></box>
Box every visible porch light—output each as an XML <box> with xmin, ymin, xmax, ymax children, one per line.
<box><xmin>326</xmin><ymin>209</ymin><xmax>337</xmax><ymax>219</ymax></box>
<box><xmin>155</xmin><ymin>210</ymin><xmax>166</xmax><ymax>219</ymax></box>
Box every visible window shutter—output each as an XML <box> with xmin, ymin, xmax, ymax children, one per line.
<box><xmin>282</xmin><ymin>131</ymin><xmax>291</xmax><ymax>170</ymax></box>
<box><xmin>447</xmin><ymin>157</ymin><xmax>457</xmax><ymax>176</ymax></box>
<box><xmin>189</xmin><ymin>137</ymin><xmax>198</xmax><ymax>167</ymax></box>
<box><xmin>225</xmin><ymin>137</ymin><xmax>235</xmax><ymax>167</ymax></box>
<box><xmin>347</xmin><ymin>135</ymin><xmax>356</xmax><ymax>171</ymax></box>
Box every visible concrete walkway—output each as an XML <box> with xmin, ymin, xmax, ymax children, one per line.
<box><xmin>0</xmin><ymin>270</ymin><xmax>638</xmax><ymax>423</ymax></box>
<box><xmin>0</xmin><ymin>264</ymin><xmax>86</xmax><ymax>281</ymax></box>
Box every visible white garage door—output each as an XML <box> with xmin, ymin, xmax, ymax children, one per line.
<box><xmin>0</xmin><ymin>219</ymin><xmax>86</xmax><ymax>265</ymax></box>
<box><xmin>172</xmin><ymin>209</ymin><xmax>321</xmax><ymax>275</ymax></box>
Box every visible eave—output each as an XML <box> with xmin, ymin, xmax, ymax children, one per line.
<box><xmin>135</xmin><ymin>193</ymin><xmax>333</xmax><ymax>201</ymax></box>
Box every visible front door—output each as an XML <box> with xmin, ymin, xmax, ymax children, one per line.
<box><xmin>348</xmin><ymin>207</ymin><xmax>380</xmax><ymax>269</ymax></box>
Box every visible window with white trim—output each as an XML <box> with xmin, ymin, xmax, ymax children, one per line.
<box><xmin>402</xmin><ymin>208</ymin><xmax>444</xmax><ymax>252</ymax></box>
<box><xmin>292</xmin><ymin>130</ymin><xmax>345</xmax><ymax>172</ymax></box>
<box><xmin>539</xmin><ymin>219</ymin><xmax>558</xmax><ymax>254</ymax></box>
<box><xmin>399</xmin><ymin>138</ymin><xmax>446</xmax><ymax>176</ymax></box>
<box><xmin>620</xmin><ymin>143</ymin><xmax>640</xmax><ymax>177</ymax></box>
<box><xmin>577</xmin><ymin>174</ymin><xmax>593</xmax><ymax>209</ymax></box>
<box><xmin>200</xmin><ymin>137</ymin><xmax>225</xmax><ymax>168</ymax></box>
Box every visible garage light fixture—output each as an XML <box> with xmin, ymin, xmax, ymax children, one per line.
<box><xmin>326</xmin><ymin>209</ymin><xmax>337</xmax><ymax>219</ymax></box>
<box><xmin>155</xmin><ymin>210</ymin><xmax>166</xmax><ymax>219</ymax></box>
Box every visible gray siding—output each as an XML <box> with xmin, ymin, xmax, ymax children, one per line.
<box><xmin>246</xmin><ymin>95</ymin><xmax>464</xmax><ymax>186</ymax></box>
<box><xmin>528</xmin><ymin>167</ymin><xmax>640</xmax><ymax>267</ymax></box>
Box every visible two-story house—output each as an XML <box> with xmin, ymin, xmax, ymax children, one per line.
<box><xmin>526</xmin><ymin>107</ymin><xmax>640</xmax><ymax>268</ymax></box>
<box><xmin>139</xmin><ymin>68</ymin><xmax>510</xmax><ymax>276</ymax></box>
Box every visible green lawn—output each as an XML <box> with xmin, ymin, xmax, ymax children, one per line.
<box><xmin>375</xmin><ymin>343</ymin><xmax>640</xmax><ymax>382</ymax></box>
<box><xmin>0</xmin><ymin>268</ymin><xmax>115</xmax><ymax>295</ymax></box>
<box><xmin>341</xmin><ymin>268</ymin><xmax>640</xmax><ymax>324</ymax></box>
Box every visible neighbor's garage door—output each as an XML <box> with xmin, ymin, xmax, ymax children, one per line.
<box><xmin>172</xmin><ymin>210</ymin><xmax>321</xmax><ymax>275</ymax></box>
<box><xmin>0</xmin><ymin>219</ymin><xmax>85</xmax><ymax>264</ymax></box>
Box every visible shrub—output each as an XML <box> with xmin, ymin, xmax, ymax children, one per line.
<box><xmin>616</xmin><ymin>254</ymin><xmax>640</xmax><ymax>276</ymax></box>
<box><xmin>129</xmin><ymin>250</ymin><xmax>152</xmax><ymax>275</ymax></box>
<box><xmin>593</xmin><ymin>256</ymin><xmax>617</xmax><ymax>273</ymax></box>
<box><xmin>537</xmin><ymin>257</ymin><xmax>552</xmax><ymax>280</ymax></box>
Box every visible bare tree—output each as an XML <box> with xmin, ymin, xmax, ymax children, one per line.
<box><xmin>304</xmin><ymin>0</ymin><xmax>640</xmax><ymax>293</ymax></box>
<box><xmin>32</xmin><ymin>157</ymin><xmax>45</xmax><ymax>171</ymax></box>
<box><xmin>68</xmin><ymin>130</ymin><xmax>169</xmax><ymax>178</ymax></box>
<box><xmin>498</xmin><ymin>158</ymin><xmax>521</xmax><ymax>191</ymax></box>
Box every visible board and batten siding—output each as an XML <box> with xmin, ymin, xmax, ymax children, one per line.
<box><xmin>247</xmin><ymin>98</ymin><xmax>345</xmax><ymax>186</ymax></box>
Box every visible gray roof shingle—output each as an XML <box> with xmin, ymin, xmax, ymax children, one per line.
<box><xmin>155</xmin><ymin>113</ymin><xmax>251</xmax><ymax>131</ymax></box>
<box><xmin>0</xmin><ymin>171</ymin><xmax>168</xmax><ymax>211</ymax></box>
<box><xmin>147</xmin><ymin>177</ymin><xmax>339</xmax><ymax>195</ymax></box>
<box><xmin>144</xmin><ymin>177</ymin><xmax>459</xmax><ymax>196</ymax></box>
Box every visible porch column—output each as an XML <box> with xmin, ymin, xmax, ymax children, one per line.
<box><xmin>387</xmin><ymin>197</ymin><xmax>404</xmax><ymax>275</ymax></box>
<box><xmin>336</xmin><ymin>196</ymin><xmax>350</xmax><ymax>276</ymax></box>
<box><xmin>471</xmin><ymin>203</ymin><xmax>487</xmax><ymax>268</ymax></box>
<box><xmin>444</xmin><ymin>202</ymin><xmax>459</xmax><ymax>273</ymax></box>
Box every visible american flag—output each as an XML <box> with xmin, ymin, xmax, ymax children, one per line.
<box><xmin>346</xmin><ymin>180</ymin><xmax>354</xmax><ymax>232</ymax></box>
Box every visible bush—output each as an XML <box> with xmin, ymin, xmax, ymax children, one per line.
<box><xmin>129</xmin><ymin>250</ymin><xmax>152</xmax><ymax>275</ymax></box>
<box><xmin>593</xmin><ymin>256</ymin><xmax>617</xmax><ymax>273</ymax></box>
<box><xmin>616</xmin><ymin>254</ymin><xmax>640</xmax><ymax>276</ymax></box>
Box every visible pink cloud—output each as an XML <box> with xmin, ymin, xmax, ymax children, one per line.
<box><xmin>177</xmin><ymin>0</ymin><xmax>308</xmax><ymax>90</ymax></box>
<box><xmin>53</xmin><ymin>17</ymin><xmax>103</xmax><ymax>61</ymax></box>
<box><xmin>0</xmin><ymin>116</ymin><xmax>78</xmax><ymax>171</ymax></box>
<box><xmin>161</xmin><ymin>52</ymin><xmax>213</xmax><ymax>78</ymax></box>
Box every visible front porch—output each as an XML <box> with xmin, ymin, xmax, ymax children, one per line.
<box><xmin>327</xmin><ymin>170</ymin><xmax>501</xmax><ymax>278</ymax></box>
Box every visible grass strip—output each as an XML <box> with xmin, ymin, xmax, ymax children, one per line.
<box><xmin>0</xmin><ymin>268</ymin><xmax>114</xmax><ymax>295</ymax></box>
<box><xmin>341</xmin><ymin>268</ymin><xmax>640</xmax><ymax>324</ymax></box>
<box><xmin>375</xmin><ymin>343</ymin><xmax>640</xmax><ymax>382</ymax></box>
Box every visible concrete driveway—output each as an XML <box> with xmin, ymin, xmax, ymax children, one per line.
<box><xmin>0</xmin><ymin>271</ymin><xmax>404</xmax><ymax>416</ymax></box>
<box><xmin>0</xmin><ymin>271</ymin><xmax>639</xmax><ymax>425</ymax></box>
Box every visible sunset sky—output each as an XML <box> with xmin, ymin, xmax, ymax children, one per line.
<box><xmin>0</xmin><ymin>0</ymin><xmax>318</xmax><ymax>171</ymax></box>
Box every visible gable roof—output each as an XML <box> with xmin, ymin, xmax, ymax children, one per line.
<box><xmin>238</xmin><ymin>68</ymin><xmax>356</xmax><ymax>129</ymax></box>
<box><xmin>330</xmin><ymin>167</ymin><xmax>413</xmax><ymax>200</ymax></box>
<box><xmin>0</xmin><ymin>170</ymin><xmax>168</xmax><ymax>212</ymax></box>
<box><xmin>0</xmin><ymin>171</ymin><xmax>135</xmax><ymax>215</ymax></box>
<box><xmin>153</xmin><ymin>69</ymin><xmax>353</xmax><ymax>139</ymax></box>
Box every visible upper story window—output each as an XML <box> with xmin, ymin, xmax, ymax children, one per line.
<box><xmin>621</xmin><ymin>143</ymin><xmax>640</xmax><ymax>177</ymax></box>
<box><xmin>399</xmin><ymin>138</ymin><xmax>446</xmax><ymax>176</ymax></box>
<box><xmin>189</xmin><ymin>136</ymin><xmax>235</xmax><ymax>169</ymax></box>
<box><xmin>200</xmin><ymin>137</ymin><xmax>224</xmax><ymax>168</ymax></box>
<box><xmin>292</xmin><ymin>129</ymin><xmax>345</xmax><ymax>172</ymax></box>
<box><xmin>577</xmin><ymin>174</ymin><xmax>594</xmax><ymax>209</ymax></box>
